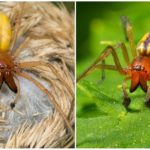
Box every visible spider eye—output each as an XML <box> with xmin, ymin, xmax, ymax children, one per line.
<box><xmin>0</xmin><ymin>64</ymin><xmax>5</xmax><ymax>69</ymax></box>
<box><xmin>0</xmin><ymin>12</ymin><xmax>12</xmax><ymax>52</ymax></box>
<box><xmin>0</xmin><ymin>66</ymin><xmax>4</xmax><ymax>69</ymax></box>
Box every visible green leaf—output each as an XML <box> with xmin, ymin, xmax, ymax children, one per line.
<box><xmin>77</xmin><ymin>79</ymin><xmax>150</xmax><ymax>148</ymax></box>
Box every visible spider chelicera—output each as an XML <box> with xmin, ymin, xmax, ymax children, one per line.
<box><xmin>77</xmin><ymin>16</ymin><xmax>150</xmax><ymax>110</ymax></box>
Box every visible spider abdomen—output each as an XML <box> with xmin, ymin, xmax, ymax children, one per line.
<box><xmin>137</xmin><ymin>33</ymin><xmax>150</xmax><ymax>56</ymax></box>
<box><xmin>0</xmin><ymin>12</ymin><xmax>12</xmax><ymax>52</ymax></box>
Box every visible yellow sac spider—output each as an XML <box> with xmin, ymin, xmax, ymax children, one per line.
<box><xmin>0</xmin><ymin>10</ymin><xmax>74</xmax><ymax>136</ymax></box>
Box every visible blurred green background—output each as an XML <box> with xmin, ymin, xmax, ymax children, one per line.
<box><xmin>77</xmin><ymin>2</ymin><xmax>150</xmax><ymax>148</ymax></box>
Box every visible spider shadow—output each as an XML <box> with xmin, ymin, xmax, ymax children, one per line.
<box><xmin>126</xmin><ymin>107</ymin><xmax>141</xmax><ymax>113</ymax></box>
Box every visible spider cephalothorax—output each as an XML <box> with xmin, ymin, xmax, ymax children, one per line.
<box><xmin>130</xmin><ymin>56</ymin><xmax>150</xmax><ymax>93</ymax></box>
<box><xmin>0</xmin><ymin>52</ymin><xmax>18</xmax><ymax>93</ymax></box>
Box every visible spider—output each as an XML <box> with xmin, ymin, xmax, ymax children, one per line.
<box><xmin>77</xmin><ymin>16</ymin><xmax>150</xmax><ymax>110</ymax></box>
<box><xmin>0</xmin><ymin>3</ymin><xmax>74</xmax><ymax>137</ymax></box>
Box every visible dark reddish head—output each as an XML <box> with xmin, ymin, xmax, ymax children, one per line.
<box><xmin>0</xmin><ymin>52</ymin><xmax>17</xmax><ymax>93</ymax></box>
<box><xmin>130</xmin><ymin>56</ymin><xmax>150</xmax><ymax>93</ymax></box>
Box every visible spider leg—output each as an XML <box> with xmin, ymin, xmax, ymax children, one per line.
<box><xmin>145</xmin><ymin>87</ymin><xmax>150</xmax><ymax>107</ymax></box>
<box><xmin>117</xmin><ymin>42</ymin><xmax>130</xmax><ymax>65</ymax></box>
<box><xmin>97</xmin><ymin>60</ymin><xmax>105</xmax><ymax>84</ymax></box>
<box><xmin>98</xmin><ymin>43</ymin><xmax>129</xmax><ymax>84</ymax></box>
<box><xmin>77</xmin><ymin>45</ymin><xmax>124</xmax><ymax>82</ymax></box>
<box><xmin>15</xmin><ymin>71</ymin><xmax>74</xmax><ymax>137</ymax></box>
<box><xmin>18</xmin><ymin>61</ymin><xmax>74</xmax><ymax>119</ymax></box>
<box><xmin>10</xmin><ymin>3</ymin><xmax>25</xmax><ymax>52</ymax></box>
<box><xmin>10</xmin><ymin>76</ymin><xmax>20</xmax><ymax>109</ymax></box>
<box><xmin>27</xmin><ymin>68</ymin><xmax>74</xmax><ymax>148</ymax></box>
<box><xmin>18</xmin><ymin>61</ymin><xmax>74</xmax><ymax>98</ymax></box>
<box><xmin>28</xmin><ymin>65</ymin><xmax>74</xmax><ymax>121</ymax></box>
<box><xmin>86</xmin><ymin>64</ymin><xmax>118</xmax><ymax>78</ymax></box>
<box><xmin>6</xmin><ymin>75</ymin><xmax>24</xmax><ymax>116</ymax></box>
<box><xmin>121</xmin><ymin>16</ymin><xmax>137</xmax><ymax>58</ymax></box>
<box><xmin>122</xmin><ymin>77</ymin><xmax>131</xmax><ymax>109</ymax></box>
<box><xmin>101</xmin><ymin>60</ymin><xmax>105</xmax><ymax>80</ymax></box>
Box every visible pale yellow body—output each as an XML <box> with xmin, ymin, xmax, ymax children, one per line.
<box><xmin>137</xmin><ymin>32</ymin><xmax>150</xmax><ymax>55</ymax></box>
<box><xmin>0</xmin><ymin>12</ymin><xmax>12</xmax><ymax>52</ymax></box>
